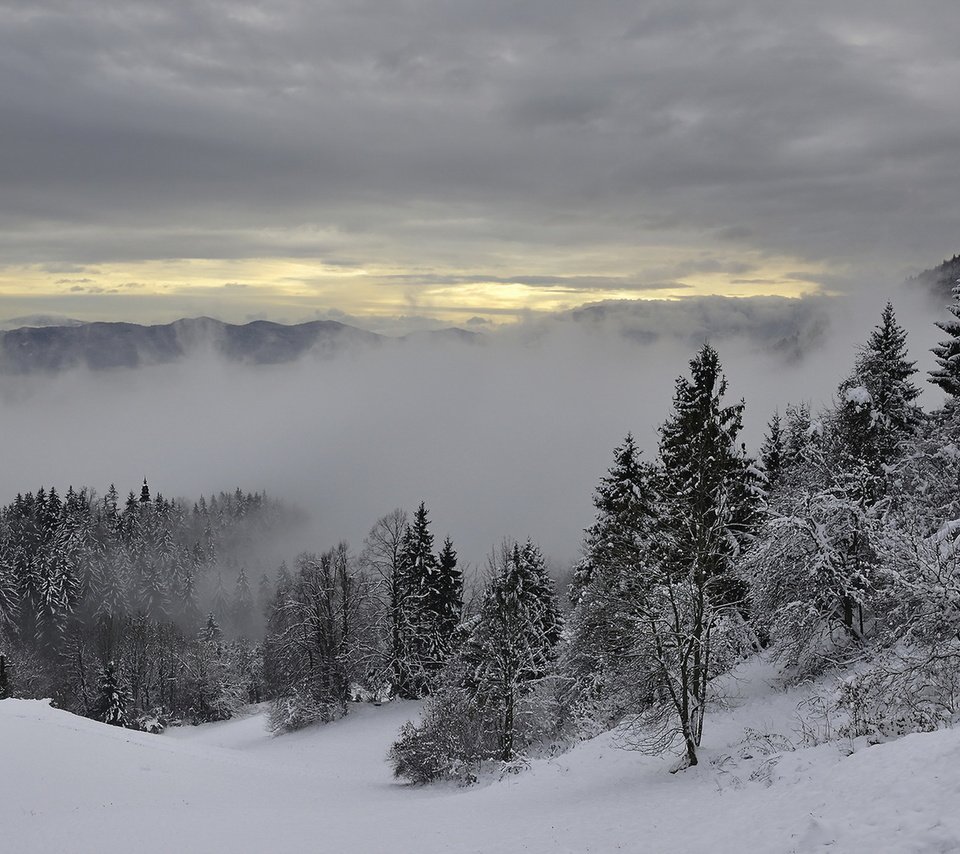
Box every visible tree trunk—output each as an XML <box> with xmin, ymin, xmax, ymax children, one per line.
<box><xmin>502</xmin><ymin>687</ymin><xmax>514</xmax><ymax>762</ymax></box>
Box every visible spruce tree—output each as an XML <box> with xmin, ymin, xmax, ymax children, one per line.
<box><xmin>569</xmin><ymin>432</ymin><xmax>656</xmax><ymax>605</ymax></box>
<box><xmin>651</xmin><ymin>344</ymin><xmax>760</xmax><ymax>765</ymax></box>
<box><xmin>658</xmin><ymin>343</ymin><xmax>760</xmax><ymax>605</ymax></box>
<box><xmin>566</xmin><ymin>435</ymin><xmax>658</xmax><ymax>718</ymax></box>
<box><xmin>760</xmin><ymin>411</ymin><xmax>785</xmax><ymax>488</ymax></box>
<box><xmin>395</xmin><ymin>503</ymin><xmax>440</xmax><ymax>696</ymax></box>
<box><xmin>432</xmin><ymin>537</ymin><xmax>463</xmax><ymax>662</ymax></box>
<box><xmin>95</xmin><ymin>660</ymin><xmax>131</xmax><ymax>727</ymax></box>
<box><xmin>833</xmin><ymin>302</ymin><xmax>921</xmax><ymax>477</ymax></box>
<box><xmin>929</xmin><ymin>280</ymin><xmax>960</xmax><ymax>399</ymax></box>
<box><xmin>461</xmin><ymin>540</ymin><xmax>562</xmax><ymax>761</ymax></box>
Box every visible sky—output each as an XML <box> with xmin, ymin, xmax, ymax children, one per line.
<box><xmin>2</xmin><ymin>1</ymin><xmax>959</xmax><ymax>568</ymax></box>
<box><xmin>2</xmin><ymin>0</ymin><xmax>960</xmax><ymax>327</ymax></box>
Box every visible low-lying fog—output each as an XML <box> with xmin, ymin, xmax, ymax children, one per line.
<box><xmin>0</xmin><ymin>290</ymin><xmax>948</xmax><ymax>570</ymax></box>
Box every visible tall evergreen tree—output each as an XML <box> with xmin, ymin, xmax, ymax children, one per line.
<box><xmin>832</xmin><ymin>302</ymin><xmax>921</xmax><ymax>480</ymax></box>
<box><xmin>658</xmin><ymin>343</ymin><xmax>760</xmax><ymax>606</ymax></box>
<box><xmin>460</xmin><ymin>540</ymin><xmax>562</xmax><ymax>761</ymax></box>
<box><xmin>569</xmin><ymin>433</ymin><xmax>656</xmax><ymax>605</ymax></box>
<box><xmin>395</xmin><ymin>503</ymin><xmax>440</xmax><ymax>696</ymax></box>
<box><xmin>432</xmin><ymin>536</ymin><xmax>463</xmax><ymax>662</ymax></box>
<box><xmin>565</xmin><ymin>435</ymin><xmax>658</xmax><ymax>720</ymax></box>
<box><xmin>647</xmin><ymin>344</ymin><xmax>760</xmax><ymax>766</ymax></box>
<box><xmin>760</xmin><ymin>411</ymin><xmax>785</xmax><ymax>488</ymax></box>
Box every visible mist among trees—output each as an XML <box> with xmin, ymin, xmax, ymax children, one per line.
<box><xmin>3</xmin><ymin>289</ymin><xmax>960</xmax><ymax>786</ymax></box>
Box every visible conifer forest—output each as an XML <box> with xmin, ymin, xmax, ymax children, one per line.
<box><xmin>3</xmin><ymin>289</ymin><xmax>960</xmax><ymax>795</ymax></box>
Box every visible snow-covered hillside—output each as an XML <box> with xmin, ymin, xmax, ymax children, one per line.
<box><xmin>2</xmin><ymin>658</ymin><xmax>959</xmax><ymax>854</ymax></box>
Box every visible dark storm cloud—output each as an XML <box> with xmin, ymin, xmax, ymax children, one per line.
<box><xmin>2</xmin><ymin>0</ymin><xmax>960</xmax><ymax>277</ymax></box>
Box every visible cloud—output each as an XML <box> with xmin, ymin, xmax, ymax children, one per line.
<box><xmin>551</xmin><ymin>295</ymin><xmax>833</xmax><ymax>362</ymax></box>
<box><xmin>0</xmin><ymin>287</ymin><xmax>943</xmax><ymax>569</ymax></box>
<box><xmin>380</xmin><ymin>273</ymin><xmax>690</xmax><ymax>292</ymax></box>
<box><xmin>0</xmin><ymin>0</ymin><xmax>958</xmax><ymax>297</ymax></box>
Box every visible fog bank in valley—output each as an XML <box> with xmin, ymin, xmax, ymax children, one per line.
<box><xmin>0</xmin><ymin>290</ymin><xmax>947</xmax><ymax>569</ymax></box>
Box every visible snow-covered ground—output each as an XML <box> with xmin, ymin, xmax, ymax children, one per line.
<box><xmin>3</xmin><ymin>657</ymin><xmax>959</xmax><ymax>853</ymax></box>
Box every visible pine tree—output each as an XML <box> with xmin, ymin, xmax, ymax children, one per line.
<box><xmin>565</xmin><ymin>435</ymin><xmax>658</xmax><ymax>720</ymax></box>
<box><xmin>569</xmin><ymin>433</ymin><xmax>656</xmax><ymax>604</ymax></box>
<box><xmin>395</xmin><ymin>503</ymin><xmax>439</xmax><ymax>696</ymax></box>
<box><xmin>432</xmin><ymin>537</ymin><xmax>463</xmax><ymax>662</ymax></box>
<box><xmin>95</xmin><ymin>660</ymin><xmax>131</xmax><ymax>727</ymax></box>
<box><xmin>833</xmin><ymin>302</ymin><xmax>921</xmax><ymax>479</ymax></box>
<box><xmin>460</xmin><ymin>540</ymin><xmax>562</xmax><ymax>761</ymax></box>
<box><xmin>929</xmin><ymin>280</ymin><xmax>960</xmax><ymax>398</ymax></box>
<box><xmin>658</xmin><ymin>343</ymin><xmax>760</xmax><ymax>606</ymax></box>
<box><xmin>650</xmin><ymin>344</ymin><xmax>760</xmax><ymax>766</ymax></box>
<box><xmin>760</xmin><ymin>411</ymin><xmax>785</xmax><ymax>488</ymax></box>
<box><xmin>200</xmin><ymin>612</ymin><xmax>223</xmax><ymax>647</ymax></box>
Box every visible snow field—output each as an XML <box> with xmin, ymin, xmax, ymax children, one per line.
<box><xmin>3</xmin><ymin>656</ymin><xmax>959</xmax><ymax>854</ymax></box>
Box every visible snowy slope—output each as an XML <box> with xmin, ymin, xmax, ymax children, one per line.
<box><xmin>2</xmin><ymin>657</ymin><xmax>959</xmax><ymax>854</ymax></box>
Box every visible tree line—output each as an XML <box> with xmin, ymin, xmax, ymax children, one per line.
<box><xmin>391</xmin><ymin>285</ymin><xmax>960</xmax><ymax>780</ymax></box>
<box><xmin>3</xmin><ymin>284</ymin><xmax>960</xmax><ymax>783</ymax></box>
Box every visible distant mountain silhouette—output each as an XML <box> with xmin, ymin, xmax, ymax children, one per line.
<box><xmin>0</xmin><ymin>317</ymin><xmax>477</xmax><ymax>374</ymax></box>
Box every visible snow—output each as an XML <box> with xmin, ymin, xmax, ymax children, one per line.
<box><xmin>3</xmin><ymin>657</ymin><xmax>960</xmax><ymax>853</ymax></box>
<box><xmin>844</xmin><ymin>386</ymin><xmax>873</xmax><ymax>407</ymax></box>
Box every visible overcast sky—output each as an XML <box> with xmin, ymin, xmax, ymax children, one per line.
<box><xmin>2</xmin><ymin>0</ymin><xmax>960</xmax><ymax>325</ymax></box>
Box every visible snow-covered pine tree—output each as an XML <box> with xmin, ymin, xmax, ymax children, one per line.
<box><xmin>831</xmin><ymin>302</ymin><xmax>921</xmax><ymax>487</ymax></box>
<box><xmin>929</xmin><ymin>280</ymin><xmax>960</xmax><ymax>399</ymax></box>
<box><xmin>95</xmin><ymin>660</ymin><xmax>131</xmax><ymax>727</ymax></box>
<box><xmin>565</xmin><ymin>434</ymin><xmax>658</xmax><ymax>721</ymax></box>
<box><xmin>395</xmin><ymin>503</ymin><xmax>441</xmax><ymax>697</ymax></box>
<box><xmin>569</xmin><ymin>433</ymin><xmax>656</xmax><ymax>605</ymax></box>
<box><xmin>391</xmin><ymin>539</ymin><xmax>562</xmax><ymax>781</ymax></box>
<box><xmin>760</xmin><ymin>410</ymin><xmax>785</xmax><ymax>488</ymax></box>
<box><xmin>200</xmin><ymin>612</ymin><xmax>223</xmax><ymax>647</ymax></box>
<box><xmin>461</xmin><ymin>540</ymin><xmax>562</xmax><ymax>761</ymax></box>
<box><xmin>647</xmin><ymin>344</ymin><xmax>760</xmax><ymax>766</ymax></box>
<box><xmin>657</xmin><ymin>343</ymin><xmax>761</xmax><ymax>605</ymax></box>
<box><xmin>431</xmin><ymin>536</ymin><xmax>463</xmax><ymax>664</ymax></box>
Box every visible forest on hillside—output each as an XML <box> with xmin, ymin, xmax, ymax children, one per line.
<box><xmin>3</xmin><ymin>286</ymin><xmax>960</xmax><ymax>782</ymax></box>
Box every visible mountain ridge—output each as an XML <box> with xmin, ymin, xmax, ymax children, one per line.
<box><xmin>0</xmin><ymin>316</ymin><xmax>479</xmax><ymax>374</ymax></box>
